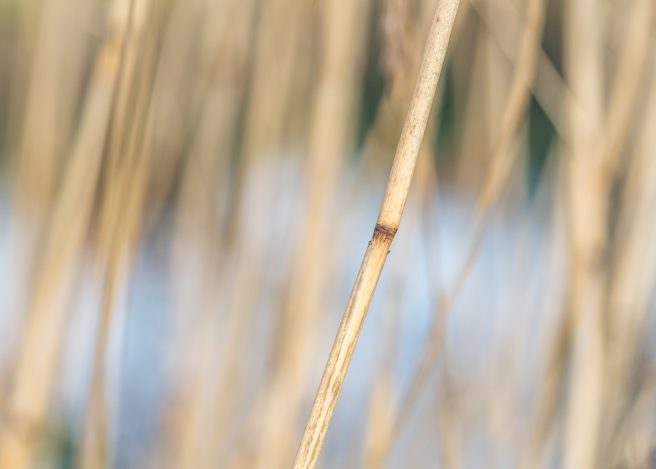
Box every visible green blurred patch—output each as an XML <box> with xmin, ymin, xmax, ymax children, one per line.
<box><xmin>355</xmin><ymin>4</ymin><xmax>385</xmax><ymax>154</ymax></box>
<box><xmin>433</xmin><ymin>62</ymin><xmax>456</xmax><ymax>166</ymax></box>
<box><xmin>527</xmin><ymin>96</ymin><xmax>555</xmax><ymax>195</ymax></box>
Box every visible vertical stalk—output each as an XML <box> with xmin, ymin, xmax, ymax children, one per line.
<box><xmin>256</xmin><ymin>0</ymin><xmax>370</xmax><ymax>462</ymax></box>
<box><xmin>293</xmin><ymin>1</ymin><xmax>460</xmax><ymax>467</ymax></box>
<box><xmin>563</xmin><ymin>0</ymin><xmax>606</xmax><ymax>466</ymax></box>
<box><xmin>0</xmin><ymin>1</ymin><xmax>127</xmax><ymax>463</ymax></box>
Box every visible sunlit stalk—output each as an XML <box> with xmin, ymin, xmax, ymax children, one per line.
<box><xmin>293</xmin><ymin>1</ymin><xmax>461</xmax><ymax>467</ymax></box>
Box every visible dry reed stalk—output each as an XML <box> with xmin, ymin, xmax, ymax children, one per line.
<box><xmin>360</xmin><ymin>0</ymin><xmax>443</xmax><ymax>462</ymax></box>
<box><xmin>472</xmin><ymin>0</ymin><xmax>545</xmax><ymax>219</ymax></box>
<box><xmin>563</xmin><ymin>0</ymin><xmax>606</xmax><ymax>466</ymax></box>
<box><xmin>201</xmin><ymin>11</ymin><xmax>318</xmax><ymax>456</ymax></box>
<box><xmin>489</xmin><ymin>0</ymin><xmax>643</xmax><ymax>168</ymax></box>
<box><xmin>174</xmin><ymin>181</ymin><xmax>270</xmax><ymax>469</ymax></box>
<box><xmin>357</xmin><ymin>0</ymin><xmax>424</xmax><ymax>170</ymax></box>
<box><xmin>521</xmin><ymin>1</ymin><xmax>654</xmax><ymax>463</ymax></box>
<box><xmin>601</xmin><ymin>58</ymin><xmax>656</xmax><ymax>464</ymax></box>
<box><xmin>10</xmin><ymin>0</ymin><xmax>91</xmax><ymax>208</ymax></box>
<box><xmin>358</xmin><ymin>0</ymin><xmax>464</xmax><ymax>174</ymax></box>
<box><xmin>0</xmin><ymin>1</ymin><xmax>134</xmax><ymax>466</ymax></box>
<box><xmin>293</xmin><ymin>1</ymin><xmax>460</xmax><ymax>467</ymax></box>
<box><xmin>600</xmin><ymin>0</ymin><xmax>654</xmax><ymax>179</ymax></box>
<box><xmin>362</xmin><ymin>130</ymin><xmax>435</xmax><ymax>465</ymax></box>
<box><xmin>132</xmin><ymin>0</ymin><xmax>213</xmax><ymax>213</ymax></box>
<box><xmin>102</xmin><ymin>0</ymin><xmax>145</xmax><ymax>184</ymax></box>
<box><xmin>510</xmin><ymin>139</ymin><xmax>574</xmax><ymax>469</ymax></box>
<box><xmin>212</xmin><ymin>251</ymin><xmax>269</xmax><ymax>467</ymax></box>
<box><xmin>435</xmin><ymin>359</ymin><xmax>462</xmax><ymax>469</ymax></box>
<box><xmin>162</xmin><ymin>240</ymin><xmax>255</xmax><ymax>468</ymax></box>
<box><xmin>255</xmin><ymin>0</ymin><xmax>370</xmax><ymax>464</ymax></box>
<box><xmin>470</xmin><ymin>0</ymin><xmax>577</xmax><ymax>140</ymax></box>
<box><xmin>482</xmin><ymin>0</ymin><xmax>510</xmax><ymax>149</ymax></box>
<box><xmin>224</xmin><ymin>0</ymin><xmax>306</xmax><ymax>244</ymax></box>
<box><xmin>0</xmin><ymin>0</ymin><xmax>93</xmax><ymax>385</ymax></box>
<box><xmin>208</xmin><ymin>169</ymin><xmax>303</xmax><ymax>467</ymax></box>
<box><xmin>359</xmin><ymin>4</ymin><xmax>446</xmax><ymax>456</ymax></box>
<box><xmin>156</xmin><ymin>1</ymin><xmax>258</xmax><ymax>466</ymax></box>
<box><xmin>452</xmin><ymin>8</ymin><xmax>492</xmax><ymax>190</ymax></box>
<box><xmin>362</xmin><ymin>148</ymin><xmax>440</xmax><ymax>469</ymax></box>
<box><xmin>79</xmin><ymin>9</ymin><xmax>156</xmax><ymax>467</ymax></box>
<box><xmin>362</xmin><ymin>286</ymin><xmax>402</xmax><ymax>468</ymax></box>
<box><xmin>375</xmin><ymin>0</ymin><xmax>545</xmax><ymax>460</ymax></box>
<box><xmin>3</xmin><ymin>0</ymin><xmax>654</xmax><ymax>466</ymax></box>
<box><xmin>80</xmin><ymin>120</ymin><xmax>154</xmax><ymax>469</ymax></box>
<box><xmin>187</xmin><ymin>10</ymin><xmax>316</xmax><ymax>456</ymax></box>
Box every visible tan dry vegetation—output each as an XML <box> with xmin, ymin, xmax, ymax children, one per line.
<box><xmin>0</xmin><ymin>0</ymin><xmax>655</xmax><ymax>468</ymax></box>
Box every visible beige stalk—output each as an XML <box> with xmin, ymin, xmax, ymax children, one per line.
<box><xmin>292</xmin><ymin>1</ymin><xmax>461</xmax><ymax>467</ymax></box>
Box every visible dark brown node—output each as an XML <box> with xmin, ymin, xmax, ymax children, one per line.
<box><xmin>373</xmin><ymin>223</ymin><xmax>398</xmax><ymax>243</ymax></box>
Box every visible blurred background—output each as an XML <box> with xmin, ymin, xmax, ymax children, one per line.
<box><xmin>0</xmin><ymin>0</ymin><xmax>655</xmax><ymax>467</ymax></box>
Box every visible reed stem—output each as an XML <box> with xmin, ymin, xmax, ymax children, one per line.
<box><xmin>292</xmin><ymin>1</ymin><xmax>460</xmax><ymax>467</ymax></box>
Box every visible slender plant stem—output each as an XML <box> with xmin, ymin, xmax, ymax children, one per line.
<box><xmin>0</xmin><ymin>3</ymin><xmax>130</xmax><ymax>465</ymax></box>
<box><xmin>383</xmin><ymin>0</ymin><xmax>548</xmax><ymax>455</ymax></box>
<box><xmin>292</xmin><ymin>1</ymin><xmax>460</xmax><ymax>467</ymax></box>
<box><xmin>563</xmin><ymin>0</ymin><xmax>606</xmax><ymax>466</ymax></box>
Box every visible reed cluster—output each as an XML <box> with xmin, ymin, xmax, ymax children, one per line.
<box><xmin>0</xmin><ymin>0</ymin><xmax>655</xmax><ymax>467</ymax></box>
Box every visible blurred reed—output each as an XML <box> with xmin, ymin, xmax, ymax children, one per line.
<box><xmin>0</xmin><ymin>0</ymin><xmax>655</xmax><ymax>468</ymax></box>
